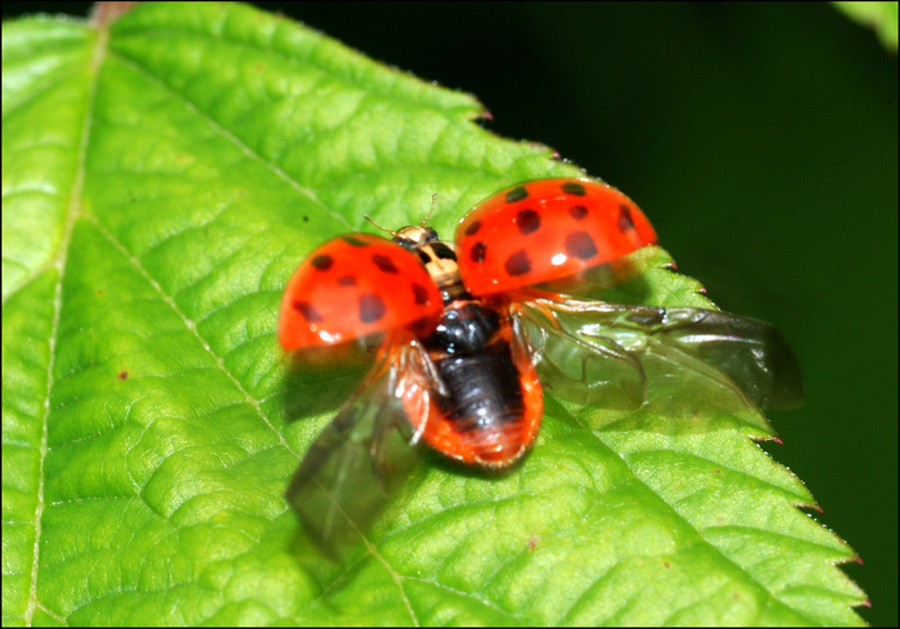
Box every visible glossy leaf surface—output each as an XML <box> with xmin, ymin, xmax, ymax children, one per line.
<box><xmin>2</xmin><ymin>3</ymin><xmax>865</xmax><ymax>626</ymax></box>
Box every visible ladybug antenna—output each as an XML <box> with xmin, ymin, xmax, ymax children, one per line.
<box><xmin>419</xmin><ymin>192</ymin><xmax>438</xmax><ymax>228</ymax></box>
<box><xmin>363</xmin><ymin>214</ymin><xmax>396</xmax><ymax>236</ymax></box>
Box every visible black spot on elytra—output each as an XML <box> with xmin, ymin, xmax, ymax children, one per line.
<box><xmin>504</xmin><ymin>250</ymin><xmax>531</xmax><ymax>276</ymax></box>
<box><xmin>343</xmin><ymin>236</ymin><xmax>369</xmax><ymax>247</ymax></box>
<box><xmin>412</xmin><ymin>282</ymin><xmax>430</xmax><ymax>305</ymax></box>
<box><xmin>470</xmin><ymin>242</ymin><xmax>487</xmax><ymax>263</ymax></box>
<box><xmin>618</xmin><ymin>204</ymin><xmax>635</xmax><ymax>232</ymax></box>
<box><xmin>506</xmin><ymin>186</ymin><xmax>529</xmax><ymax>203</ymax></box>
<box><xmin>516</xmin><ymin>209</ymin><xmax>541</xmax><ymax>235</ymax></box>
<box><xmin>359</xmin><ymin>294</ymin><xmax>387</xmax><ymax>323</ymax></box>
<box><xmin>311</xmin><ymin>255</ymin><xmax>333</xmax><ymax>271</ymax></box>
<box><xmin>372</xmin><ymin>253</ymin><xmax>399</xmax><ymax>274</ymax></box>
<box><xmin>430</xmin><ymin>242</ymin><xmax>457</xmax><ymax>260</ymax></box>
<box><xmin>569</xmin><ymin>205</ymin><xmax>588</xmax><ymax>220</ymax></box>
<box><xmin>561</xmin><ymin>181</ymin><xmax>586</xmax><ymax>196</ymax></box>
<box><xmin>337</xmin><ymin>275</ymin><xmax>357</xmax><ymax>286</ymax></box>
<box><xmin>464</xmin><ymin>220</ymin><xmax>481</xmax><ymax>236</ymax></box>
<box><xmin>293</xmin><ymin>301</ymin><xmax>323</xmax><ymax>322</ymax></box>
<box><xmin>565</xmin><ymin>231</ymin><xmax>598</xmax><ymax>260</ymax></box>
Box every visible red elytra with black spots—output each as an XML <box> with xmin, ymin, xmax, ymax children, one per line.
<box><xmin>456</xmin><ymin>179</ymin><xmax>656</xmax><ymax>295</ymax></box>
<box><xmin>280</xmin><ymin>179</ymin><xmax>654</xmax><ymax>351</ymax></box>
<box><xmin>279</xmin><ymin>233</ymin><xmax>442</xmax><ymax>349</ymax></box>
<box><xmin>280</xmin><ymin>177</ymin><xmax>803</xmax><ymax>544</ymax></box>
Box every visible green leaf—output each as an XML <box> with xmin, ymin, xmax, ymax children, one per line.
<box><xmin>834</xmin><ymin>1</ymin><xmax>899</xmax><ymax>51</ymax></box>
<box><xmin>2</xmin><ymin>3</ymin><xmax>866</xmax><ymax>626</ymax></box>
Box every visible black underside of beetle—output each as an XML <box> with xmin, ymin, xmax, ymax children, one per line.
<box><xmin>425</xmin><ymin>301</ymin><xmax>524</xmax><ymax>432</ymax></box>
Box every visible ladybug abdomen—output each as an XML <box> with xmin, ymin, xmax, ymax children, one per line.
<box><xmin>436</xmin><ymin>344</ymin><xmax>525</xmax><ymax>434</ymax></box>
<box><xmin>414</xmin><ymin>300</ymin><xmax>542</xmax><ymax>467</ymax></box>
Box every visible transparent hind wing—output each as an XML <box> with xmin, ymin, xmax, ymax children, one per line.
<box><xmin>286</xmin><ymin>335</ymin><xmax>437</xmax><ymax>554</ymax></box>
<box><xmin>514</xmin><ymin>293</ymin><xmax>804</xmax><ymax>413</ymax></box>
<box><xmin>511</xmin><ymin>300</ymin><xmax>647</xmax><ymax>410</ymax></box>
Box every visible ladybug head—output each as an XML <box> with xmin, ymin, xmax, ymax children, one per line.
<box><xmin>392</xmin><ymin>225</ymin><xmax>439</xmax><ymax>250</ymax></box>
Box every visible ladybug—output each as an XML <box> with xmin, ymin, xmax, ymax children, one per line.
<box><xmin>279</xmin><ymin>178</ymin><xmax>803</xmax><ymax>546</ymax></box>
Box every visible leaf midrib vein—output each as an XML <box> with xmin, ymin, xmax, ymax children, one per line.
<box><xmin>23</xmin><ymin>17</ymin><xmax>108</xmax><ymax>629</ymax></box>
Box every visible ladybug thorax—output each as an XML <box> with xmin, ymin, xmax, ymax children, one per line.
<box><xmin>393</xmin><ymin>226</ymin><xmax>467</xmax><ymax>303</ymax></box>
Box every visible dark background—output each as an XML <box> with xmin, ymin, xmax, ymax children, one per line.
<box><xmin>4</xmin><ymin>3</ymin><xmax>896</xmax><ymax>625</ymax></box>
